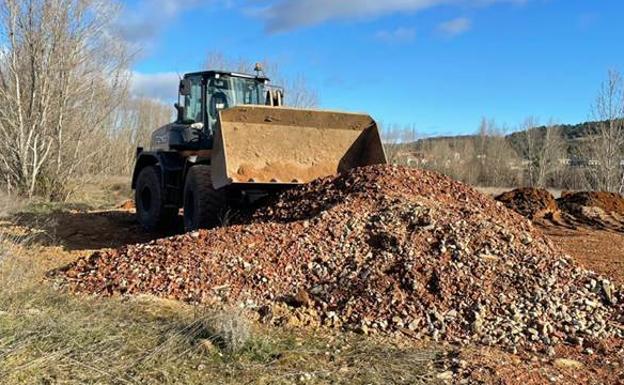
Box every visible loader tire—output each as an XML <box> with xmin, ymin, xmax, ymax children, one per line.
<box><xmin>135</xmin><ymin>166</ymin><xmax>177</xmax><ymax>231</ymax></box>
<box><xmin>183</xmin><ymin>165</ymin><xmax>226</xmax><ymax>231</ymax></box>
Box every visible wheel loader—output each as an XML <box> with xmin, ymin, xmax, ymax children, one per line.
<box><xmin>132</xmin><ymin>69</ymin><xmax>387</xmax><ymax>231</ymax></box>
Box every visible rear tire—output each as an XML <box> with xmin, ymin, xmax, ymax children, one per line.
<box><xmin>135</xmin><ymin>166</ymin><xmax>177</xmax><ymax>231</ymax></box>
<box><xmin>183</xmin><ymin>165</ymin><xmax>226</xmax><ymax>231</ymax></box>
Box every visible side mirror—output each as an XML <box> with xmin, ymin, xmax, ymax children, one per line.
<box><xmin>174</xmin><ymin>102</ymin><xmax>185</xmax><ymax>122</ymax></box>
<box><xmin>179</xmin><ymin>78</ymin><xmax>191</xmax><ymax>96</ymax></box>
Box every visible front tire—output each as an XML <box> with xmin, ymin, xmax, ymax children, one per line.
<box><xmin>135</xmin><ymin>166</ymin><xmax>177</xmax><ymax>231</ymax></box>
<box><xmin>183</xmin><ymin>165</ymin><xmax>226</xmax><ymax>231</ymax></box>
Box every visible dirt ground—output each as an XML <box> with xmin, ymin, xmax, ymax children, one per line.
<box><xmin>538</xmin><ymin>218</ymin><xmax>624</xmax><ymax>286</ymax></box>
<box><xmin>2</xmin><ymin>188</ymin><xmax>624</xmax><ymax>385</ymax></box>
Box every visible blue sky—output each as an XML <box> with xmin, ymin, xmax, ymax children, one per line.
<box><xmin>122</xmin><ymin>0</ymin><xmax>624</xmax><ymax>136</ymax></box>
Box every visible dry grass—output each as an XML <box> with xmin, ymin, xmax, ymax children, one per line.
<box><xmin>0</xmin><ymin>191</ymin><xmax>26</xmax><ymax>218</ymax></box>
<box><xmin>198</xmin><ymin>307</ymin><xmax>252</xmax><ymax>354</ymax></box>
<box><xmin>0</xmin><ymin>247</ymin><xmax>443</xmax><ymax>384</ymax></box>
<box><xmin>67</xmin><ymin>176</ymin><xmax>132</xmax><ymax>209</ymax></box>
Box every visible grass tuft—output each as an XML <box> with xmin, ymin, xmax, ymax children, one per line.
<box><xmin>197</xmin><ymin>307</ymin><xmax>251</xmax><ymax>354</ymax></box>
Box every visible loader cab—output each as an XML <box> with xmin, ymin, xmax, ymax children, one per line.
<box><xmin>176</xmin><ymin>71</ymin><xmax>283</xmax><ymax>140</ymax></box>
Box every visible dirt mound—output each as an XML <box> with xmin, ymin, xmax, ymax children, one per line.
<box><xmin>556</xmin><ymin>191</ymin><xmax>624</xmax><ymax>230</ymax></box>
<box><xmin>558</xmin><ymin>191</ymin><xmax>624</xmax><ymax>216</ymax></box>
<box><xmin>494</xmin><ymin>188</ymin><xmax>557</xmax><ymax>219</ymax></box>
<box><xmin>54</xmin><ymin>165</ymin><xmax>624</xmax><ymax>349</ymax></box>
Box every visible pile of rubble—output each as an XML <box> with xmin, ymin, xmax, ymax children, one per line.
<box><xmin>55</xmin><ymin>165</ymin><xmax>624</xmax><ymax>349</ymax></box>
<box><xmin>558</xmin><ymin>191</ymin><xmax>624</xmax><ymax>217</ymax></box>
<box><xmin>495</xmin><ymin>188</ymin><xmax>558</xmax><ymax>219</ymax></box>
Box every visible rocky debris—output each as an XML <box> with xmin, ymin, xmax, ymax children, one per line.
<box><xmin>553</xmin><ymin>358</ymin><xmax>584</xmax><ymax>369</ymax></box>
<box><xmin>549</xmin><ymin>191</ymin><xmax>624</xmax><ymax>230</ymax></box>
<box><xmin>53</xmin><ymin>165</ymin><xmax>624</xmax><ymax>350</ymax></box>
<box><xmin>495</xmin><ymin>188</ymin><xmax>558</xmax><ymax>219</ymax></box>
<box><xmin>557</xmin><ymin>191</ymin><xmax>624</xmax><ymax>226</ymax></box>
<box><xmin>496</xmin><ymin>188</ymin><xmax>624</xmax><ymax>231</ymax></box>
<box><xmin>558</xmin><ymin>191</ymin><xmax>624</xmax><ymax>216</ymax></box>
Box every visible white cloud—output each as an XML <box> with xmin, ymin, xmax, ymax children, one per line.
<box><xmin>437</xmin><ymin>17</ymin><xmax>471</xmax><ymax>37</ymax></box>
<box><xmin>375</xmin><ymin>27</ymin><xmax>416</xmax><ymax>43</ymax></box>
<box><xmin>249</xmin><ymin>0</ymin><xmax>528</xmax><ymax>33</ymax></box>
<box><xmin>130</xmin><ymin>71</ymin><xmax>181</xmax><ymax>102</ymax></box>
<box><xmin>116</xmin><ymin>0</ymin><xmax>205</xmax><ymax>43</ymax></box>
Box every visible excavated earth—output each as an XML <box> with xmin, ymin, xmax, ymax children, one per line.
<box><xmin>499</xmin><ymin>188</ymin><xmax>624</xmax><ymax>231</ymax></box>
<box><xmin>558</xmin><ymin>191</ymin><xmax>624</xmax><ymax>217</ymax></box>
<box><xmin>54</xmin><ymin>165</ymin><xmax>624</xmax><ymax>351</ymax></box>
<box><xmin>556</xmin><ymin>191</ymin><xmax>624</xmax><ymax>230</ymax></box>
<box><xmin>495</xmin><ymin>187</ymin><xmax>558</xmax><ymax>219</ymax></box>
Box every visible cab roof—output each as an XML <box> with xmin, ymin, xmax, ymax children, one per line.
<box><xmin>183</xmin><ymin>70</ymin><xmax>269</xmax><ymax>83</ymax></box>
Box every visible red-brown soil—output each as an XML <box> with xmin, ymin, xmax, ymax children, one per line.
<box><xmin>456</xmin><ymin>215</ymin><xmax>624</xmax><ymax>384</ymax></box>
<box><xmin>474</xmin><ymin>187</ymin><xmax>624</xmax><ymax>383</ymax></box>
<box><xmin>559</xmin><ymin>191</ymin><xmax>624</xmax><ymax>216</ymax></box>
<box><xmin>540</xmin><ymin>223</ymin><xmax>624</xmax><ymax>286</ymax></box>
<box><xmin>495</xmin><ymin>187</ymin><xmax>558</xmax><ymax>219</ymax></box>
<box><xmin>54</xmin><ymin>166</ymin><xmax>624</xmax><ymax>354</ymax></box>
<box><xmin>454</xmin><ymin>339</ymin><xmax>624</xmax><ymax>385</ymax></box>
<box><xmin>552</xmin><ymin>191</ymin><xmax>624</xmax><ymax>232</ymax></box>
<box><xmin>21</xmin><ymin>175</ymin><xmax>624</xmax><ymax>385</ymax></box>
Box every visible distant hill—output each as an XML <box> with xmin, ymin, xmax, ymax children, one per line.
<box><xmin>506</xmin><ymin>121</ymin><xmax>599</xmax><ymax>157</ymax></box>
<box><xmin>403</xmin><ymin>120</ymin><xmax>605</xmax><ymax>158</ymax></box>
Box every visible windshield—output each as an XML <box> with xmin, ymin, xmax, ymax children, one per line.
<box><xmin>207</xmin><ymin>75</ymin><xmax>265</xmax><ymax>128</ymax></box>
<box><xmin>209</xmin><ymin>75</ymin><xmax>264</xmax><ymax>107</ymax></box>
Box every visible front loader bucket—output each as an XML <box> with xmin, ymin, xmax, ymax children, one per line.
<box><xmin>211</xmin><ymin>105</ymin><xmax>387</xmax><ymax>189</ymax></box>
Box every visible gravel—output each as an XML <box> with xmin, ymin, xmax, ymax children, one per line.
<box><xmin>53</xmin><ymin>165</ymin><xmax>624</xmax><ymax>349</ymax></box>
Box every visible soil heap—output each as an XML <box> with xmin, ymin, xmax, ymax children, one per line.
<box><xmin>495</xmin><ymin>188</ymin><xmax>557</xmax><ymax>219</ymax></box>
<box><xmin>56</xmin><ymin>165</ymin><xmax>624</xmax><ymax>349</ymax></box>
<box><xmin>558</xmin><ymin>191</ymin><xmax>624</xmax><ymax>217</ymax></box>
<box><xmin>555</xmin><ymin>191</ymin><xmax>624</xmax><ymax>230</ymax></box>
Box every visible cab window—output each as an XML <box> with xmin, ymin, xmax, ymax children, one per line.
<box><xmin>183</xmin><ymin>75</ymin><xmax>203</xmax><ymax>123</ymax></box>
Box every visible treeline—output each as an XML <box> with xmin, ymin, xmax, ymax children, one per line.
<box><xmin>0</xmin><ymin>0</ymin><xmax>171</xmax><ymax>200</ymax></box>
<box><xmin>0</xmin><ymin>0</ymin><xmax>315</xmax><ymax>202</ymax></box>
<box><xmin>385</xmin><ymin>71</ymin><xmax>624</xmax><ymax>193</ymax></box>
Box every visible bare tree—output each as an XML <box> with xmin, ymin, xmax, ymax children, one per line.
<box><xmin>517</xmin><ymin>117</ymin><xmax>566</xmax><ymax>187</ymax></box>
<box><xmin>585</xmin><ymin>69</ymin><xmax>624</xmax><ymax>192</ymax></box>
<box><xmin>380</xmin><ymin>123</ymin><xmax>418</xmax><ymax>165</ymax></box>
<box><xmin>105</xmin><ymin>98</ymin><xmax>172</xmax><ymax>176</ymax></box>
<box><xmin>485</xmin><ymin>130</ymin><xmax>518</xmax><ymax>187</ymax></box>
<box><xmin>535</xmin><ymin>122</ymin><xmax>565</xmax><ymax>187</ymax></box>
<box><xmin>408</xmin><ymin>118</ymin><xmax>519</xmax><ymax>187</ymax></box>
<box><xmin>473</xmin><ymin>118</ymin><xmax>494</xmax><ymax>185</ymax></box>
<box><xmin>517</xmin><ymin>117</ymin><xmax>539</xmax><ymax>186</ymax></box>
<box><xmin>204</xmin><ymin>51</ymin><xmax>318</xmax><ymax>108</ymax></box>
<box><xmin>204</xmin><ymin>51</ymin><xmax>249</xmax><ymax>73</ymax></box>
<box><xmin>471</xmin><ymin>118</ymin><xmax>519</xmax><ymax>187</ymax></box>
<box><xmin>0</xmin><ymin>0</ymin><xmax>129</xmax><ymax>199</ymax></box>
